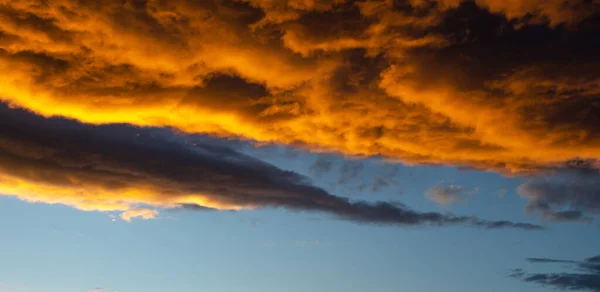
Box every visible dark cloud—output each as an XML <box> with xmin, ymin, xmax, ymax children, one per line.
<box><xmin>517</xmin><ymin>162</ymin><xmax>600</xmax><ymax>222</ymax></box>
<box><xmin>509</xmin><ymin>268</ymin><xmax>525</xmax><ymax>279</ymax></box>
<box><xmin>368</xmin><ymin>163</ymin><xmax>401</xmax><ymax>193</ymax></box>
<box><xmin>0</xmin><ymin>102</ymin><xmax>542</xmax><ymax>229</ymax></box>
<box><xmin>562</xmin><ymin>159</ymin><xmax>600</xmax><ymax>176</ymax></box>
<box><xmin>470</xmin><ymin>220</ymin><xmax>541</xmax><ymax>230</ymax></box>
<box><xmin>181</xmin><ymin>74</ymin><xmax>271</xmax><ymax>118</ymax></box>
<box><xmin>339</xmin><ymin>160</ymin><xmax>364</xmax><ymax>184</ymax></box>
<box><xmin>370</xmin><ymin>177</ymin><xmax>391</xmax><ymax>193</ymax></box>
<box><xmin>527</xmin><ymin>258</ymin><xmax>578</xmax><ymax>264</ymax></box>
<box><xmin>512</xmin><ymin>255</ymin><xmax>600</xmax><ymax>291</ymax></box>
<box><xmin>348</xmin><ymin>163</ymin><xmax>400</xmax><ymax>194</ymax></box>
<box><xmin>309</xmin><ymin>154</ymin><xmax>336</xmax><ymax>177</ymax></box>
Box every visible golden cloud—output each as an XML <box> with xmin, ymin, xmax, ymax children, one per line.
<box><xmin>0</xmin><ymin>0</ymin><xmax>599</xmax><ymax>177</ymax></box>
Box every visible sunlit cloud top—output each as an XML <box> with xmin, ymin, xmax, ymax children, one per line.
<box><xmin>0</xmin><ymin>0</ymin><xmax>599</xmax><ymax>175</ymax></box>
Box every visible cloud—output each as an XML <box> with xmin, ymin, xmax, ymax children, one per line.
<box><xmin>120</xmin><ymin>208</ymin><xmax>159</xmax><ymax>222</ymax></box>
<box><xmin>339</xmin><ymin>160</ymin><xmax>364</xmax><ymax>184</ymax></box>
<box><xmin>425</xmin><ymin>184</ymin><xmax>477</xmax><ymax>206</ymax></box>
<box><xmin>366</xmin><ymin>163</ymin><xmax>400</xmax><ymax>193</ymax></box>
<box><xmin>512</xmin><ymin>255</ymin><xmax>600</xmax><ymax>291</ymax></box>
<box><xmin>517</xmin><ymin>162</ymin><xmax>600</xmax><ymax>222</ymax></box>
<box><xmin>0</xmin><ymin>0</ymin><xmax>598</xmax><ymax>176</ymax></box>
<box><xmin>509</xmin><ymin>268</ymin><xmax>525</xmax><ymax>279</ymax></box>
<box><xmin>0</xmin><ymin>103</ymin><xmax>542</xmax><ymax>230</ymax></box>
<box><xmin>370</xmin><ymin>177</ymin><xmax>392</xmax><ymax>193</ymax></box>
<box><xmin>309</xmin><ymin>154</ymin><xmax>335</xmax><ymax>177</ymax></box>
<box><xmin>526</xmin><ymin>258</ymin><xmax>578</xmax><ymax>264</ymax></box>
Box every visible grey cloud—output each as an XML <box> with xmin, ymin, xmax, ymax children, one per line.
<box><xmin>517</xmin><ymin>164</ymin><xmax>600</xmax><ymax>222</ymax></box>
<box><xmin>0</xmin><ymin>102</ymin><xmax>543</xmax><ymax>230</ymax></box>
<box><xmin>509</xmin><ymin>268</ymin><xmax>525</xmax><ymax>278</ymax></box>
<box><xmin>371</xmin><ymin>177</ymin><xmax>391</xmax><ymax>193</ymax></box>
<box><xmin>309</xmin><ymin>154</ymin><xmax>336</xmax><ymax>177</ymax></box>
<box><xmin>527</xmin><ymin>258</ymin><xmax>578</xmax><ymax>264</ymax></box>
<box><xmin>369</xmin><ymin>163</ymin><xmax>400</xmax><ymax>193</ymax></box>
<box><xmin>513</xmin><ymin>255</ymin><xmax>600</xmax><ymax>291</ymax></box>
<box><xmin>339</xmin><ymin>160</ymin><xmax>364</xmax><ymax>184</ymax></box>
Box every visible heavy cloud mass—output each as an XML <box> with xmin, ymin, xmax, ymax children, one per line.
<box><xmin>0</xmin><ymin>0</ymin><xmax>599</xmax><ymax>174</ymax></box>
<box><xmin>0</xmin><ymin>103</ymin><xmax>542</xmax><ymax>229</ymax></box>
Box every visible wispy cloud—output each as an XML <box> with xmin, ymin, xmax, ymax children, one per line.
<box><xmin>511</xmin><ymin>254</ymin><xmax>600</xmax><ymax>291</ymax></box>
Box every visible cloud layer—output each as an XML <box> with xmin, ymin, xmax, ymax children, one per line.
<box><xmin>0</xmin><ymin>0</ymin><xmax>599</xmax><ymax>174</ymax></box>
<box><xmin>0</xmin><ymin>103</ymin><xmax>542</xmax><ymax>229</ymax></box>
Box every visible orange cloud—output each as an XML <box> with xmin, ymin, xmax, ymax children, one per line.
<box><xmin>0</xmin><ymin>0</ymin><xmax>598</xmax><ymax>176</ymax></box>
<box><xmin>120</xmin><ymin>209</ymin><xmax>159</xmax><ymax>222</ymax></box>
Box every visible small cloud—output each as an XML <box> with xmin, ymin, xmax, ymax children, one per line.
<box><xmin>369</xmin><ymin>163</ymin><xmax>401</xmax><ymax>194</ymax></box>
<box><xmin>425</xmin><ymin>184</ymin><xmax>477</xmax><ymax>206</ymax></box>
<box><xmin>508</xmin><ymin>268</ymin><xmax>525</xmax><ymax>278</ymax></box>
<box><xmin>120</xmin><ymin>209</ymin><xmax>158</xmax><ymax>222</ymax></box>
<box><xmin>370</xmin><ymin>177</ymin><xmax>389</xmax><ymax>193</ymax></box>
<box><xmin>338</xmin><ymin>160</ymin><xmax>364</xmax><ymax>184</ymax></box>
<box><xmin>497</xmin><ymin>188</ymin><xmax>507</xmax><ymax>199</ymax></box>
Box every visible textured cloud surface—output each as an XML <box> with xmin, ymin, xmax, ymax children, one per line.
<box><xmin>1</xmin><ymin>0</ymin><xmax>599</xmax><ymax>174</ymax></box>
<box><xmin>0</xmin><ymin>103</ymin><xmax>542</xmax><ymax>229</ymax></box>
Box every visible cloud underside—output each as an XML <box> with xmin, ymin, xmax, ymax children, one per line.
<box><xmin>0</xmin><ymin>104</ymin><xmax>542</xmax><ymax>229</ymax></box>
<box><xmin>0</xmin><ymin>0</ymin><xmax>598</xmax><ymax>174</ymax></box>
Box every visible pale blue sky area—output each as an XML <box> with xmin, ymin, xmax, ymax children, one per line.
<box><xmin>1</xmin><ymin>139</ymin><xmax>599</xmax><ymax>292</ymax></box>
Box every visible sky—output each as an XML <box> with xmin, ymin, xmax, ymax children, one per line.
<box><xmin>0</xmin><ymin>0</ymin><xmax>600</xmax><ymax>291</ymax></box>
